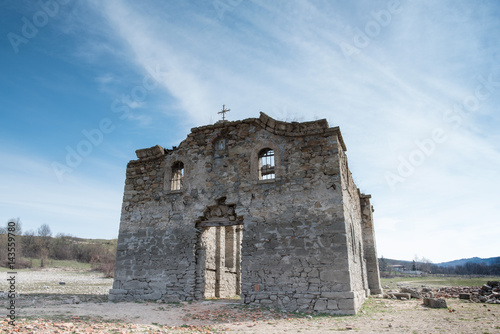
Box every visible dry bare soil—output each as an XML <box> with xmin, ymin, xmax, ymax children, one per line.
<box><xmin>1</xmin><ymin>268</ymin><xmax>499</xmax><ymax>333</ymax></box>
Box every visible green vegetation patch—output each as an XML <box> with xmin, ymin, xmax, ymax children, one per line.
<box><xmin>358</xmin><ymin>297</ymin><xmax>392</xmax><ymax>316</ymax></box>
<box><xmin>381</xmin><ymin>276</ymin><xmax>500</xmax><ymax>289</ymax></box>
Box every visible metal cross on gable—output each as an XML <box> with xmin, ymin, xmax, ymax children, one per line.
<box><xmin>218</xmin><ymin>104</ymin><xmax>230</xmax><ymax>121</ymax></box>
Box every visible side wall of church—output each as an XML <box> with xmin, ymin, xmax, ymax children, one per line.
<box><xmin>338</xmin><ymin>147</ymin><xmax>371</xmax><ymax>311</ymax></box>
<box><xmin>360</xmin><ymin>195</ymin><xmax>383</xmax><ymax>295</ymax></box>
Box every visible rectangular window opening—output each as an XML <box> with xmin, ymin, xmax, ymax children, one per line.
<box><xmin>171</xmin><ymin>163</ymin><xmax>184</xmax><ymax>191</ymax></box>
<box><xmin>259</xmin><ymin>149</ymin><xmax>275</xmax><ymax>180</ymax></box>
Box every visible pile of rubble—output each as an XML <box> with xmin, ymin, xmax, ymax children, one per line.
<box><xmin>433</xmin><ymin>281</ymin><xmax>500</xmax><ymax>304</ymax></box>
<box><xmin>382</xmin><ymin>280</ymin><xmax>500</xmax><ymax>308</ymax></box>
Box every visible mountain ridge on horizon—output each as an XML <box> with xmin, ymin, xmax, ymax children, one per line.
<box><xmin>380</xmin><ymin>256</ymin><xmax>500</xmax><ymax>267</ymax></box>
<box><xmin>436</xmin><ymin>256</ymin><xmax>500</xmax><ymax>268</ymax></box>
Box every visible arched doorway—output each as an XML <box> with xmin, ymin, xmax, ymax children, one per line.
<box><xmin>195</xmin><ymin>198</ymin><xmax>243</xmax><ymax>299</ymax></box>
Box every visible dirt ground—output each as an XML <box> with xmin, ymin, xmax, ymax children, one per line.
<box><xmin>1</xmin><ymin>269</ymin><xmax>499</xmax><ymax>333</ymax></box>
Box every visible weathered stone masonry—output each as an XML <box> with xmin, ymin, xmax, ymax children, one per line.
<box><xmin>109</xmin><ymin>112</ymin><xmax>382</xmax><ymax>314</ymax></box>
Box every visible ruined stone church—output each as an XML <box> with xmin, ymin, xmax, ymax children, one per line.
<box><xmin>109</xmin><ymin>112</ymin><xmax>382</xmax><ymax>314</ymax></box>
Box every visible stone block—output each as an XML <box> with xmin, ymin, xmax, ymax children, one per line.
<box><xmin>143</xmin><ymin>292</ymin><xmax>162</xmax><ymax>300</ymax></box>
<box><xmin>423</xmin><ymin>298</ymin><xmax>447</xmax><ymax>308</ymax></box>
<box><xmin>123</xmin><ymin>280</ymin><xmax>141</xmax><ymax>289</ymax></box>
<box><xmin>296</xmin><ymin>298</ymin><xmax>312</xmax><ymax>305</ymax></box>
<box><xmin>459</xmin><ymin>293</ymin><xmax>471</xmax><ymax>300</ymax></box>
<box><xmin>327</xmin><ymin>300</ymin><xmax>338</xmax><ymax>310</ymax></box>
<box><xmin>165</xmin><ymin>295</ymin><xmax>180</xmax><ymax>303</ymax></box>
<box><xmin>260</xmin><ymin>299</ymin><xmax>273</xmax><ymax>304</ymax></box>
<box><xmin>308</xmin><ymin>268</ymin><xmax>319</xmax><ymax>278</ymax></box>
<box><xmin>337</xmin><ymin>298</ymin><xmax>354</xmax><ymax>310</ymax></box>
<box><xmin>323</xmin><ymin>166</ymin><xmax>340</xmax><ymax>175</ymax></box>
<box><xmin>109</xmin><ymin>289</ymin><xmax>127</xmax><ymax>295</ymax></box>
<box><xmin>320</xmin><ymin>269</ymin><xmax>349</xmax><ymax>283</ymax></box>
<box><xmin>319</xmin><ymin>269</ymin><xmax>335</xmax><ymax>281</ymax></box>
<box><xmin>314</xmin><ymin>299</ymin><xmax>328</xmax><ymax>311</ymax></box>
<box><xmin>400</xmin><ymin>287</ymin><xmax>421</xmax><ymax>299</ymax></box>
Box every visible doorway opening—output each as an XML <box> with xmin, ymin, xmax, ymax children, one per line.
<box><xmin>195</xmin><ymin>199</ymin><xmax>243</xmax><ymax>299</ymax></box>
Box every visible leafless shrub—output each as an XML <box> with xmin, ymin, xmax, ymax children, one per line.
<box><xmin>91</xmin><ymin>250</ymin><xmax>116</xmax><ymax>278</ymax></box>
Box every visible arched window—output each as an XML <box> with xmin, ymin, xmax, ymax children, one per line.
<box><xmin>170</xmin><ymin>161</ymin><xmax>184</xmax><ymax>191</ymax></box>
<box><xmin>258</xmin><ymin>148</ymin><xmax>275</xmax><ymax>180</ymax></box>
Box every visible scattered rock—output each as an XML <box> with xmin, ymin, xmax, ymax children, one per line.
<box><xmin>487</xmin><ymin>281</ymin><xmax>499</xmax><ymax>288</ymax></box>
<box><xmin>165</xmin><ymin>295</ymin><xmax>181</xmax><ymax>303</ymax></box>
<box><xmin>384</xmin><ymin>293</ymin><xmax>411</xmax><ymax>300</ymax></box>
<box><xmin>423</xmin><ymin>298</ymin><xmax>447</xmax><ymax>308</ymax></box>
<box><xmin>481</xmin><ymin>284</ymin><xmax>492</xmax><ymax>292</ymax></box>
<box><xmin>63</xmin><ymin>296</ymin><xmax>81</xmax><ymax>304</ymax></box>
<box><xmin>400</xmin><ymin>287</ymin><xmax>422</xmax><ymax>299</ymax></box>
<box><xmin>433</xmin><ymin>282</ymin><xmax>500</xmax><ymax>304</ymax></box>
<box><xmin>459</xmin><ymin>293</ymin><xmax>471</xmax><ymax>300</ymax></box>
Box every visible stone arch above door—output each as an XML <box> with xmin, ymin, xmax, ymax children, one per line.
<box><xmin>195</xmin><ymin>197</ymin><xmax>243</xmax><ymax>227</ymax></box>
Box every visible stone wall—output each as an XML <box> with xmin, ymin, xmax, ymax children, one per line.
<box><xmin>338</xmin><ymin>146</ymin><xmax>371</xmax><ymax>311</ymax></box>
<box><xmin>360</xmin><ymin>194</ymin><xmax>383</xmax><ymax>295</ymax></box>
<box><xmin>110</xmin><ymin>112</ymin><xmax>381</xmax><ymax>314</ymax></box>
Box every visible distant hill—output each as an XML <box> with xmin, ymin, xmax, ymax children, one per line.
<box><xmin>436</xmin><ymin>256</ymin><xmax>500</xmax><ymax>268</ymax></box>
<box><xmin>378</xmin><ymin>256</ymin><xmax>500</xmax><ymax>275</ymax></box>
<box><xmin>382</xmin><ymin>258</ymin><xmax>413</xmax><ymax>267</ymax></box>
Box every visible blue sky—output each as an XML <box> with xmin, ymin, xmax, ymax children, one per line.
<box><xmin>1</xmin><ymin>0</ymin><xmax>499</xmax><ymax>263</ymax></box>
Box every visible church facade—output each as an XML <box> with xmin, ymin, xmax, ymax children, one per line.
<box><xmin>109</xmin><ymin>112</ymin><xmax>382</xmax><ymax>314</ymax></box>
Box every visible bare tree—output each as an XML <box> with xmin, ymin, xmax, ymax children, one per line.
<box><xmin>420</xmin><ymin>257</ymin><xmax>433</xmax><ymax>273</ymax></box>
<box><xmin>37</xmin><ymin>224</ymin><xmax>52</xmax><ymax>237</ymax></box>
<box><xmin>50</xmin><ymin>233</ymin><xmax>74</xmax><ymax>260</ymax></box>
<box><xmin>22</xmin><ymin>230</ymin><xmax>37</xmax><ymax>259</ymax></box>
<box><xmin>0</xmin><ymin>224</ymin><xmax>6</xmax><ymax>265</ymax></box>
<box><xmin>14</xmin><ymin>219</ymin><xmax>22</xmax><ymax>235</ymax></box>
<box><xmin>1</xmin><ymin>219</ymin><xmax>25</xmax><ymax>268</ymax></box>
<box><xmin>0</xmin><ymin>219</ymin><xmax>21</xmax><ymax>234</ymax></box>
<box><xmin>379</xmin><ymin>256</ymin><xmax>388</xmax><ymax>273</ymax></box>
<box><xmin>37</xmin><ymin>224</ymin><xmax>52</xmax><ymax>267</ymax></box>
